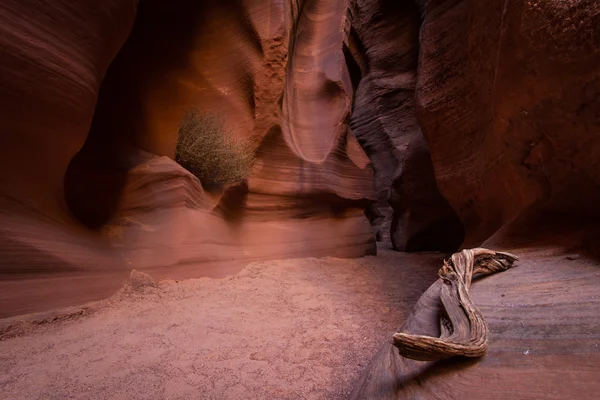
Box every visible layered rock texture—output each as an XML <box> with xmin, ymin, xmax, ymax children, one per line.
<box><xmin>415</xmin><ymin>0</ymin><xmax>600</xmax><ymax>246</ymax></box>
<box><xmin>1</xmin><ymin>0</ymin><xmax>600</xmax><ymax>397</ymax></box>
<box><xmin>347</xmin><ymin>0</ymin><xmax>464</xmax><ymax>251</ymax></box>
<box><xmin>67</xmin><ymin>0</ymin><xmax>378</xmax><ymax>266</ymax></box>
<box><xmin>350</xmin><ymin>0</ymin><xmax>600</xmax><ymax>398</ymax></box>
<box><xmin>353</xmin><ymin>235</ymin><xmax>600</xmax><ymax>399</ymax></box>
<box><xmin>1</xmin><ymin>0</ymin><xmax>378</xmax><ymax>317</ymax></box>
<box><xmin>0</xmin><ymin>0</ymin><xmax>139</xmax><ymax>316</ymax></box>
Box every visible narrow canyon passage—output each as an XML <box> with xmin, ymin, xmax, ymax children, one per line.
<box><xmin>1</xmin><ymin>0</ymin><xmax>600</xmax><ymax>399</ymax></box>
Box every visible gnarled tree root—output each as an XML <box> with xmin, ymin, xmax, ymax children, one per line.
<box><xmin>392</xmin><ymin>248</ymin><xmax>518</xmax><ymax>361</ymax></box>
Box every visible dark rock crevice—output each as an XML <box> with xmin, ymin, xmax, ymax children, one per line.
<box><xmin>348</xmin><ymin>0</ymin><xmax>464</xmax><ymax>251</ymax></box>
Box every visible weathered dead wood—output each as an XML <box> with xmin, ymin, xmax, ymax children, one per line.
<box><xmin>392</xmin><ymin>248</ymin><xmax>518</xmax><ymax>361</ymax></box>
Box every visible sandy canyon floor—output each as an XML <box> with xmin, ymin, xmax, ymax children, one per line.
<box><xmin>3</xmin><ymin>237</ymin><xmax>600</xmax><ymax>400</ymax></box>
<box><xmin>0</xmin><ymin>248</ymin><xmax>442</xmax><ymax>399</ymax></box>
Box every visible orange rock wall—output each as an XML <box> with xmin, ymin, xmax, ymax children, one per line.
<box><xmin>0</xmin><ymin>0</ymin><xmax>377</xmax><ymax>316</ymax></box>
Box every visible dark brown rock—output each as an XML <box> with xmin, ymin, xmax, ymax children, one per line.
<box><xmin>352</xmin><ymin>0</ymin><xmax>600</xmax><ymax>397</ymax></box>
<box><xmin>416</xmin><ymin>0</ymin><xmax>600</xmax><ymax>246</ymax></box>
<box><xmin>349</xmin><ymin>0</ymin><xmax>464</xmax><ymax>251</ymax></box>
<box><xmin>389</xmin><ymin>133</ymin><xmax>464</xmax><ymax>252</ymax></box>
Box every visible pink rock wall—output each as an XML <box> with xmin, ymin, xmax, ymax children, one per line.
<box><xmin>0</xmin><ymin>0</ymin><xmax>377</xmax><ymax>316</ymax></box>
<box><xmin>0</xmin><ymin>0</ymin><xmax>136</xmax><ymax>224</ymax></box>
<box><xmin>1</xmin><ymin>0</ymin><xmax>599</xmax><ymax>319</ymax></box>
<box><xmin>69</xmin><ymin>0</ymin><xmax>377</xmax><ymax>263</ymax></box>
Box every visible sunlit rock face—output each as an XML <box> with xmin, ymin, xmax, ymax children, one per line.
<box><xmin>0</xmin><ymin>0</ymin><xmax>376</xmax><ymax>316</ymax></box>
<box><xmin>69</xmin><ymin>0</ymin><xmax>377</xmax><ymax>263</ymax></box>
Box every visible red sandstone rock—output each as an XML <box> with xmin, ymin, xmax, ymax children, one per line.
<box><xmin>105</xmin><ymin>155</ymin><xmax>375</xmax><ymax>272</ymax></box>
<box><xmin>0</xmin><ymin>0</ymin><xmax>137</xmax><ymax>220</ymax></box>
<box><xmin>352</xmin><ymin>0</ymin><xmax>600</xmax><ymax>397</ymax></box>
<box><xmin>1</xmin><ymin>0</ymin><xmax>600</xmax><ymax>398</ymax></box>
<box><xmin>0</xmin><ymin>0</ymin><xmax>377</xmax><ymax>316</ymax></box>
<box><xmin>0</xmin><ymin>9</ymin><xmax>599</xmax><ymax>387</ymax></box>
<box><xmin>0</xmin><ymin>0</ymin><xmax>138</xmax><ymax>316</ymax></box>
<box><xmin>416</xmin><ymin>0</ymin><xmax>600</xmax><ymax>246</ymax></box>
<box><xmin>72</xmin><ymin>0</ymin><xmax>377</xmax><ymax>268</ymax></box>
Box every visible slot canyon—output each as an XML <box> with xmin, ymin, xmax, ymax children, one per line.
<box><xmin>0</xmin><ymin>0</ymin><xmax>599</xmax><ymax>398</ymax></box>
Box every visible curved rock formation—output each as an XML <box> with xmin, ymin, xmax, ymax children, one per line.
<box><xmin>1</xmin><ymin>0</ymin><xmax>377</xmax><ymax>316</ymax></box>
<box><xmin>352</xmin><ymin>0</ymin><xmax>600</xmax><ymax>397</ymax></box>
<box><xmin>75</xmin><ymin>0</ymin><xmax>377</xmax><ymax>265</ymax></box>
<box><xmin>0</xmin><ymin>0</ymin><xmax>137</xmax><ymax>220</ymax></box>
<box><xmin>0</xmin><ymin>0</ymin><xmax>138</xmax><ymax>316</ymax></box>
<box><xmin>1</xmin><ymin>8</ymin><xmax>600</xmax><ymax>400</ymax></box>
<box><xmin>103</xmin><ymin>153</ymin><xmax>374</xmax><ymax>271</ymax></box>
<box><xmin>282</xmin><ymin>0</ymin><xmax>352</xmax><ymax>163</ymax></box>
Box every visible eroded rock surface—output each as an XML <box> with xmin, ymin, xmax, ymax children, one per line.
<box><xmin>1</xmin><ymin>13</ymin><xmax>600</xmax><ymax>400</ymax></box>
<box><xmin>352</xmin><ymin>0</ymin><xmax>600</xmax><ymax>397</ymax></box>
<box><xmin>416</xmin><ymin>0</ymin><xmax>600</xmax><ymax>246</ymax></box>
<box><xmin>348</xmin><ymin>0</ymin><xmax>464</xmax><ymax>250</ymax></box>
<box><xmin>0</xmin><ymin>0</ymin><xmax>376</xmax><ymax>316</ymax></box>
<box><xmin>0</xmin><ymin>0</ymin><xmax>138</xmax><ymax>316</ymax></box>
<box><xmin>74</xmin><ymin>0</ymin><xmax>377</xmax><ymax>267</ymax></box>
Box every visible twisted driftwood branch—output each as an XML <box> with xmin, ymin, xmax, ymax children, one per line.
<box><xmin>392</xmin><ymin>248</ymin><xmax>518</xmax><ymax>361</ymax></box>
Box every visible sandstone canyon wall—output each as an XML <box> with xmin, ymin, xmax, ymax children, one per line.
<box><xmin>352</xmin><ymin>0</ymin><xmax>600</xmax><ymax>398</ymax></box>
<box><xmin>0</xmin><ymin>0</ymin><xmax>380</xmax><ymax>317</ymax></box>
<box><xmin>415</xmin><ymin>0</ymin><xmax>600</xmax><ymax>247</ymax></box>
<box><xmin>2</xmin><ymin>0</ymin><xmax>600</xmax><ymax>398</ymax></box>
<box><xmin>0</xmin><ymin>0</ymin><xmax>139</xmax><ymax>316</ymax></box>
<box><xmin>1</xmin><ymin>0</ymin><xmax>599</xmax><ymax>323</ymax></box>
<box><xmin>66</xmin><ymin>0</ymin><xmax>378</xmax><ymax>267</ymax></box>
<box><xmin>347</xmin><ymin>0</ymin><xmax>465</xmax><ymax>251</ymax></box>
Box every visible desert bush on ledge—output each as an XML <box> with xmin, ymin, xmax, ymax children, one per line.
<box><xmin>175</xmin><ymin>109</ymin><xmax>255</xmax><ymax>188</ymax></box>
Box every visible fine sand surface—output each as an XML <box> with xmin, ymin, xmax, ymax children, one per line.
<box><xmin>0</xmin><ymin>249</ymin><xmax>442</xmax><ymax>399</ymax></box>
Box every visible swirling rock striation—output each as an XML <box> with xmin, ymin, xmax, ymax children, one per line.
<box><xmin>0</xmin><ymin>0</ymin><xmax>377</xmax><ymax>316</ymax></box>
<box><xmin>347</xmin><ymin>0</ymin><xmax>464</xmax><ymax>250</ymax></box>
<box><xmin>352</xmin><ymin>0</ymin><xmax>600</xmax><ymax>398</ymax></box>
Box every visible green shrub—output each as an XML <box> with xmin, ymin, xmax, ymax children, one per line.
<box><xmin>175</xmin><ymin>109</ymin><xmax>254</xmax><ymax>187</ymax></box>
